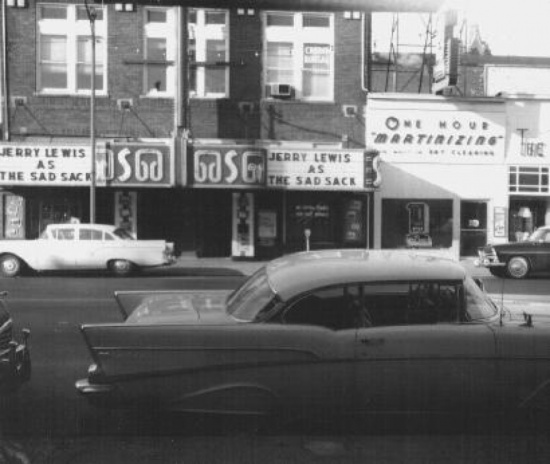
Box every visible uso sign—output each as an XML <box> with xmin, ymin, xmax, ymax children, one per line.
<box><xmin>100</xmin><ymin>140</ymin><xmax>175</xmax><ymax>187</ymax></box>
<box><xmin>192</xmin><ymin>145</ymin><xmax>266</xmax><ymax>188</ymax></box>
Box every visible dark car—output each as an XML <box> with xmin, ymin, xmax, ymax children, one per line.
<box><xmin>76</xmin><ymin>249</ymin><xmax>550</xmax><ymax>419</ymax></box>
<box><xmin>477</xmin><ymin>226</ymin><xmax>550</xmax><ymax>278</ymax></box>
<box><xmin>0</xmin><ymin>291</ymin><xmax>30</xmax><ymax>392</ymax></box>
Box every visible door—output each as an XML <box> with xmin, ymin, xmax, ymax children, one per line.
<box><xmin>37</xmin><ymin>226</ymin><xmax>78</xmax><ymax>269</ymax></box>
<box><xmin>352</xmin><ymin>281</ymin><xmax>498</xmax><ymax>413</ymax></box>
<box><xmin>460</xmin><ymin>201</ymin><xmax>488</xmax><ymax>256</ymax></box>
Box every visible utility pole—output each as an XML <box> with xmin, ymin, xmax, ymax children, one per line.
<box><xmin>85</xmin><ymin>0</ymin><xmax>97</xmax><ymax>223</ymax></box>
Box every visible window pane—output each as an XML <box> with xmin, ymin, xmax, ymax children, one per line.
<box><xmin>147</xmin><ymin>66</ymin><xmax>167</xmax><ymax>92</ymax></box>
<box><xmin>77</xmin><ymin>38</ymin><xmax>104</xmax><ymax>91</ymax></box>
<box><xmin>267</xmin><ymin>42</ymin><xmax>293</xmax><ymax>69</ymax></box>
<box><xmin>267</xmin><ymin>13</ymin><xmax>294</xmax><ymax>26</ymax></box>
<box><xmin>303</xmin><ymin>14</ymin><xmax>330</xmax><ymax>27</ymax></box>
<box><xmin>205</xmin><ymin>39</ymin><xmax>226</xmax><ymax>93</ymax></box>
<box><xmin>40</xmin><ymin>5</ymin><xmax>67</xmax><ymax>20</ymax></box>
<box><xmin>76</xmin><ymin>6</ymin><xmax>104</xmax><ymax>21</ymax></box>
<box><xmin>189</xmin><ymin>40</ymin><xmax>197</xmax><ymax>93</ymax></box>
<box><xmin>147</xmin><ymin>9</ymin><xmax>167</xmax><ymax>23</ymax></box>
<box><xmin>147</xmin><ymin>38</ymin><xmax>167</xmax><ymax>60</ymax></box>
<box><xmin>205</xmin><ymin>11</ymin><xmax>226</xmax><ymax>25</ymax></box>
<box><xmin>40</xmin><ymin>36</ymin><xmax>67</xmax><ymax>89</ymax></box>
<box><xmin>303</xmin><ymin>43</ymin><xmax>331</xmax><ymax>98</ymax></box>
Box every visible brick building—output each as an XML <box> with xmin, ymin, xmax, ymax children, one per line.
<box><xmin>0</xmin><ymin>1</ymin><xmax>386</xmax><ymax>259</ymax></box>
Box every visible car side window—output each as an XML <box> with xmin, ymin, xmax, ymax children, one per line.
<box><xmin>79</xmin><ymin>228</ymin><xmax>103</xmax><ymax>240</ymax></box>
<box><xmin>56</xmin><ymin>228</ymin><xmax>75</xmax><ymax>240</ymax></box>
<box><xmin>104</xmin><ymin>233</ymin><xmax>115</xmax><ymax>241</ymax></box>
<box><xmin>283</xmin><ymin>286</ymin><xmax>361</xmax><ymax>330</ymax></box>
<box><xmin>359</xmin><ymin>282</ymin><xmax>461</xmax><ymax>327</ymax></box>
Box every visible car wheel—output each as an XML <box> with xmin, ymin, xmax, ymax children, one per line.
<box><xmin>506</xmin><ymin>256</ymin><xmax>530</xmax><ymax>279</ymax></box>
<box><xmin>0</xmin><ymin>255</ymin><xmax>22</xmax><ymax>277</ymax></box>
<box><xmin>109</xmin><ymin>259</ymin><xmax>134</xmax><ymax>277</ymax></box>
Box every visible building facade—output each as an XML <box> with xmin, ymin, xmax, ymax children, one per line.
<box><xmin>3</xmin><ymin>3</ymin><xmax>550</xmax><ymax>260</ymax></box>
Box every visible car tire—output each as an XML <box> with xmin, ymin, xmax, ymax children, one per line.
<box><xmin>489</xmin><ymin>268</ymin><xmax>506</xmax><ymax>278</ymax></box>
<box><xmin>0</xmin><ymin>254</ymin><xmax>22</xmax><ymax>277</ymax></box>
<box><xmin>506</xmin><ymin>256</ymin><xmax>530</xmax><ymax>279</ymax></box>
<box><xmin>109</xmin><ymin>259</ymin><xmax>134</xmax><ymax>277</ymax></box>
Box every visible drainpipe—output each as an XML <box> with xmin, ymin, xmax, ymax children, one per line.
<box><xmin>1</xmin><ymin>0</ymin><xmax>10</xmax><ymax>141</ymax></box>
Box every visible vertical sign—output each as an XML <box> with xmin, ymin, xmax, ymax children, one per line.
<box><xmin>494</xmin><ymin>207</ymin><xmax>507</xmax><ymax>238</ymax></box>
<box><xmin>232</xmin><ymin>192</ymin><xmax>255</xmax><ymax>258</ymax></box>
<box><xmin>114</xmin><ymin>191</ymin><xmax>137</xmax><ymax>238</ymax></box>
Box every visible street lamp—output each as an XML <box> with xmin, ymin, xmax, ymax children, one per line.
<box><xmin>85</xmin><ymin>0</ymin><xmax>97</xmax><ymax>224</ymax></box>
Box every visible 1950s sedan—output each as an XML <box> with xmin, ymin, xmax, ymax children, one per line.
<box><xmin>477</xmin><ymin>226</ymin><xmax>550</xmax><ymax>279</ymax></box>
<box><xmin>0</xmin><ymin>223</ymin><xmax>175</xmax><ymax>277</ymax></box>
<box><xmin>76</xmin><ymin>249</ymin><xmax>550</xmax><ymax>418</ymax></box>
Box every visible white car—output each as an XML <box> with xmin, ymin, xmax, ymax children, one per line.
<box><xmin>0</xmin><ymin>223</ymin><xmax>175</xmax><ymax>277</ymax></box>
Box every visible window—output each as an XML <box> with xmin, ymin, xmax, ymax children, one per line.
<box><xmin>144</xmin><ymin>7</ymin><xmax>177</xmax><ymax>96</ymax></box>
<box><xmin>79</xmin><ymin>228</ymin><xmax>103</xmax><ymax>240</ymax></box>
<box><xmin>37</xmin><ymin>4</ymin><xmax>106</xmax><ymax>95</ymax></box>
<box><xmin>283</xmin><ymin>286</ymin><xmax>361</xmax><ymax>330</ymax></box>
<box><xmin>509</xmin><ymin>166</ymin><xmax>549</xmax><ymax>194</ymax></box>
<box><xmin>263</xmin><ymin>12</ymin><xmax>334</xmax><ymax>101</ymax></box>
<box><xmin>188</xmin><ymin>9</ymin><xmax>229</xmax><ymax>98</ymax></box>
<box><xmin>54</xmin><ymin>228</ymin><xmax>75</xmax><ymax>240</ymax></box>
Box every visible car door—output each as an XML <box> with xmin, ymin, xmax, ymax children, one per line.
<box><xmin>74</xmin><ymin>227</ymin><xmax>105</xmax><ymax>269</ymax></box>
<box><xmin>37</xmin><ymin>226</ymin><xmax>78</xmax><ymax>269</ymax></box>
<box><xmin>267</xmin><ymin>285</ymin><xmax>361</xmax><ymax>415</ymax></box>
<box><xmin>352</xmin><ymin>281</ymin><xmax>498</xmax><ymax>414</ymax></box>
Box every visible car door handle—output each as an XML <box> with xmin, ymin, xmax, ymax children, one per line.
<box><xmin>360</xmin><ymin>338</ymin><xmax>385</xmax><ymax>346</ymax></box>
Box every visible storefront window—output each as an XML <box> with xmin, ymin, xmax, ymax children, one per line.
<box><xmin>509</xmin><ymin>166</ymin><xmax>549</xmax><ymax>193</ymax></box>
<box><xmin>286</xmin><ymin>193</ymin><xmax>366</xmax><ymax>252</ymax></box>
<box><xmin>382</xmin><ymin>199</ymin><xmax>453</xmax><ymax>249</ymax></box>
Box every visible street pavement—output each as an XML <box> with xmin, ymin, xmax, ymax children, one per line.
<box><xmin>5</xmin><ymin>255</ymin><xmax>544</xmax><ymax>464</ymax></box>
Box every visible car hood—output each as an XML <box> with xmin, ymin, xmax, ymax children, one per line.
<box><xmin>123</xmin><ymin>290</ymin><xmax>235</xmax><ymax>325</ymax></box>
<box><xmin>490</xmin><ymin>241</ymin><xmax>538</xmax><ymax>251</ymax></box>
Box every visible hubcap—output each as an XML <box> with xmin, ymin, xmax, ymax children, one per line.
<box><xmin>509</xmin><ymin>260</ymin><xmax>527</xmax><ymax>277</ymax></box>
<box><xmin>3</xmin><ymin>260</ymin><xmax>16</xmax><ymax>272</ymax></box>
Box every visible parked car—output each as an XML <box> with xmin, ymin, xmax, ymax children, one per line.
<box><xmin>76</xmin><ymin>249</ymin><xmax>550</xmax><ymax>419</ymax></box>
<box><xmin>477</xmin><ymin>225</ymin><xmax>550</xmax><ymax>278</ymax></box>
<box><xmin>0</xmin><ymin>223</ymin><xmax>176</xmax><ymax>277</ymax></box>
<box><xmin>0</xmin><ymin>291</ymin><xmax>30</xmax><ymax>393</ymax></box>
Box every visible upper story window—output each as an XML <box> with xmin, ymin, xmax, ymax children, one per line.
<box><xmin>37</xmin><ymin>4</ymin><xmax>107</xmax><ymax>95</ymax></box>
<box><xmin>188</xmin><ymin>9</ymin><xmax>229</xmax><ymax>98</ymax></box>
<box><xmin>263</xmin><ymin>12</ymin><xmax>334</xmax><ymax>101</ymax></box>
<box><xmin>144</xmin><ymin>7</ymin><xmax>177</xmax><ymax>97</ymax></box>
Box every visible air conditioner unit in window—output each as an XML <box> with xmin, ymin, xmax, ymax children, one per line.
<box><xmin>269</xmin><ymin>83</ymin><xmax>293</xmax><ymax>99</ymax></box>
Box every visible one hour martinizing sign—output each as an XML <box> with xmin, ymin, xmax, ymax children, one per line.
<box><xmin>0</xmin><ymin>144</ymin><xmax>92</xmax><ymax>185</ymax></box>
<box><xmin>267</xmin><ymin>148</ymin><xmax>379</xmax><ymax>191</ymax></box>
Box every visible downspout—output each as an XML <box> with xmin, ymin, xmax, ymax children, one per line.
<box><xmin>1</xmin><ymin>0</ymin><xmax>10</xmax><ymax>141</ymax></box>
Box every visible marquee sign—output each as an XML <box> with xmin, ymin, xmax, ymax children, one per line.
<box><xmin>266</xmin><ymin>148</ymin><xmax>380</xmax><ymax>191</ymax></box>
<box><xmin>0</xmin><ymin>144</ymin><xmax>92</xmax><ymax>186</ymax></box>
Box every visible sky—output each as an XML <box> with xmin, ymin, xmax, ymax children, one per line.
<box><xmin>373</xmin><ymin>0</ymin><xmax>550</xmax><ymax>58</ymax></box>
<box><xmin>462</xmin><ymin>0</ymin><xmax>550</xmax><ymax>56</ymax></box>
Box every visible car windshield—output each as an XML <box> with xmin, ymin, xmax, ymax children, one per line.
<box><xmin>463</xmin><ymin>276</ymin><xmax>499</xmax><ymax>321</ymax></box>
<box><xmin>113</xmin><ymin>228</ymin><xmax>135</xmax><ymax>240</ymax></box>
<box><xmin>528</xmin><ymin>228</ymin><xmax>550</xmax><ymax>242</ymax></box>
<box><xmin>226</xmin><ymin>268</ymin><xmax>278</xmax><ymax>322</ymax></box>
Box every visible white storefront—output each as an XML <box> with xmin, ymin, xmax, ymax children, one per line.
<box><xmin>504</xmin><ymin>95</ymin><xmax>550</xmax><ymax>240</ymax></box>
<box><xmin>366</xmin><ymin>94</ymin><xmax>508</xmax><ymax>259</ymax></box>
